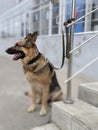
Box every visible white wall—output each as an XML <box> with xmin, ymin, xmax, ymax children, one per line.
<box><xmin>37</xmin><ymin>33</ymin><xmax>98</xmax><ymax>80</ymax></box>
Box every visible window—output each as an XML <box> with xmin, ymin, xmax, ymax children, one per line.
<box><xmin>33</xmin><ymin>11</ymin><xmax>39</xmax><ymax>22</ymax></box>
<box><xmin>91</xmin><ymin>0</ymin><xmax>98</xmax><ymax>31</ymax></box>
<box><xmin>8</xmin><ymin>19</ymin><xmax>14</xmax><ymax>37</ymax></box>
<box><xmin>52</xmin><ymin>1</ymin><xmax>59</xmax><ymax>34</ymax></box>
<box><xmin>0</xmin><ymin>23</ymin><xmax>3</xmax><ymax>38</ymax></box>
<box><xmin>40</xmin><ymin>7</ymin><xmax>49</xmax><ymax>35</ymax></box>
<box><xmin>3</xmin><ymin>21</ymin><xmax>8</xmax><ymax>38</ymax></box>
<box><xmin>33</xmin><ymin>0</ymin><xmax>40</xmax><ymax>6</ymax></box>
<box><xmin>26</xmin><ymin>13</ymin><xmax>30</xmax><ymax>35</ymax></box>
<box><xmin>32</xmin><ymin>11</ymin><xmax>40</xmax><ymax>33</ymax></box>
<box><xmin>15</xmin><ymin>16</ymin><xmax>21</xmax><ymax>37</ymax></box>
<box><xmin>66</xmin><ymin>0</ymin><xmax>85</xmax><ymax>33</ymax></box>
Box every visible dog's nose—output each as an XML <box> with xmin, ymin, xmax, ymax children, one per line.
<box><xmin>5</xmin><ymin>48</ymin><xmax>13</xmax><ymax>54</ymax></box>
<box><xmin>5</xmin><ymin>47</ymin><xmax>17</xmax><ymax>54</ymax></box>
<box><xmin>5</xmin><ymin>48</ymin><xmax>9</xmax><ymax>53</ymax></box>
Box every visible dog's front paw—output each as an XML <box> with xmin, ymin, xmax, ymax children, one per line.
<box><xmin>27</xmin><ymin>105</ymin><xmax>35</xmax><ymax>113</ymax></box>
<box><xmin>40</xmin><ymin>108</ymin><xmax>46</xmax><ymax>116</ymax></box>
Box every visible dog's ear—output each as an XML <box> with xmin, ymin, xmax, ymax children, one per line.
<box><xmin>31</xmin><ymin>32</ymin><xmax>38</xmax><ymax>43</ymax></box>
<box><xmin>25</xmin><ymin>33</ymin><xmax>32</xmax><ymax>40</ymax></box>
<box><xmin>25</xmin><ymin>32</ymin><xmax>38</xmax><ymax>44</ymax></box>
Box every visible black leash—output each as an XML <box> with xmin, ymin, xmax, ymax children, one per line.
<box><xmin>49</xmin><ymin>29</ymin><xmax>65</xmax><ymax>70</ymax></box>
<box><xmin>50</xmin><ymin>18</ymin><xmax>75</xmax><ymax>69</ymax></box>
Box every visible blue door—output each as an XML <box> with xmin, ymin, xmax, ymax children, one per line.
<box><xmin>67</xmin><ymin>0</ymin><xmax>85</xmax><ymax>33</ymax></box>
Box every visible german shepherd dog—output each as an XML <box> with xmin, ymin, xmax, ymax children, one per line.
<box><xmin>6</xmin><ymin>32</ymin><xmax>62</xmax><ymax>116</ymax></box>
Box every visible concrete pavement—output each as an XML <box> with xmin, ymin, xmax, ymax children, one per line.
<box><xmin>0</xmin><ymin>55</ymin><xmax>96</xmax><ymax>130</ymax></box>
<box><xmin>0</xmin><ymin>56</ymin><xmax>51</xmax><ymax>130</ymax></box>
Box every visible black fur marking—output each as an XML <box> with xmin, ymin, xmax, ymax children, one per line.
<box><xmin>49</xmin><ymin>71</ymin><xmax>60</xmax><ymax>93</ymax></box>
<box><xmin>49</xmin><ymin>64</ymin><xmax>53</xmax><ymax>74</ymax></box>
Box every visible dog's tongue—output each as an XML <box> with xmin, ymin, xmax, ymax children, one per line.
<box><xmin>13</xmin><ymin>53</ymin><xmax>21</xmax><ymax>60</ymax></box>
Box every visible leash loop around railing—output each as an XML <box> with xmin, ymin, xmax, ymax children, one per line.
<box><xmin>64</xmin><ymin>18</ymin><xmax>75</xmax><ymax>59</ymax></box>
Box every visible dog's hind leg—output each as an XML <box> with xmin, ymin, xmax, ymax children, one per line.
<box><xmin>51</xmin><ymin>90</ymin><xmax>62</xmax><ymax>101</ymax></box>
<box><xmin>48</xmin><ymin>88</ymin><xmax>62</xmax><ymax>103</ymax></box>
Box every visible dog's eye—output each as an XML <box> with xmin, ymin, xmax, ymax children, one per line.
<box><xmin>15</xmin><ymin>43</ymin><xmax>19</xmax><ymax>46</ymax></box>
<box><xmin>15</xmin><ymin>43</ymin><xmax>22</xmax><ymax>47</ymax></box>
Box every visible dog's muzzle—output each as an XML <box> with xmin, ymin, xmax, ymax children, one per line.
<box><xmin>5</xmin><ymin>47</ymin><xmax>25</xmax><ymax>60</ymax></box>
<box><xmin>6</xmin><ymin>48</ymin><xmax>17</xmax><ymax>54</ymax></box>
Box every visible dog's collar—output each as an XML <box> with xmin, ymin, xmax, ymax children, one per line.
<box><xmin>27</xmin><ymin>53</ymin><xmax>41</xmax><ymax>65</ymax></box>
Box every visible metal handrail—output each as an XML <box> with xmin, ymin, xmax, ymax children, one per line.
<box><xmin>67</xmin><ymin>7</ymin><xmax>98</xmax><ymax>28</ymax></box>
<box><xmin>51</xmin><ymin>0</ymin><xmax>98</xmax><ymax>104</ymax></box>
<box><xmin>63</xmin><ymin>0</ymin><xmax>76</xmax><ymax>104</ymax></box>
<box><xmin>63</xmin><ymin>2</ymin><xmax>98</xmax><ymax>104</ymax></box>
<box><xmin>64</xmin><ymin>57</ymin><xmax>98</xmax><ymax>84</ymax></box>
<box><xmin>70</xmin><ymin>33</ymin><xmax>98</xmax><ymax>54</ymax></box>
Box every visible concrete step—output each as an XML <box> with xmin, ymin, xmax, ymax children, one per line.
<box><xmin>31</xmin><ymin>123</ymin><xmax>60</xmax><ymax>130</ymax></box>
<box><xmin>52</xmin><ymin>99</ymin><xmax>98</xmax><ymax>130</ymax></box>
<box><xmin>78</xmin><ymin>82</ymin><xmax>98</xmax><ymax>107</ymax></box>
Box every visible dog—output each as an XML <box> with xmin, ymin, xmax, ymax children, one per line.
<box><xmin>6</xmin><ymin>32</ymin><xmax>62</xmax><ymax>116</ymax></box>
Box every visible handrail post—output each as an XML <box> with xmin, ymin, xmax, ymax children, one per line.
<box><xmin>64</xmin><ymin>0</ymin><xmax>76</xmax><ymax>104</ymax></box>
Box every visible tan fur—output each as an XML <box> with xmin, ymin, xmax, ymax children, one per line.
<box><xmin>6</xmin><ymin>32</ymin><xmax>62</xmax><ymax>116</ymax></box>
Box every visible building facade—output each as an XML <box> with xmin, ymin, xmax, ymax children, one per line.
<box><xmin>0</xmin><ymin>0</ymin><xmax>26</xmax><ymax>15</ymax></box>
<box><xmin>0</xmin><ymin>0</ymin><xmax>98</xmax><ymax>38</ymax></box>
